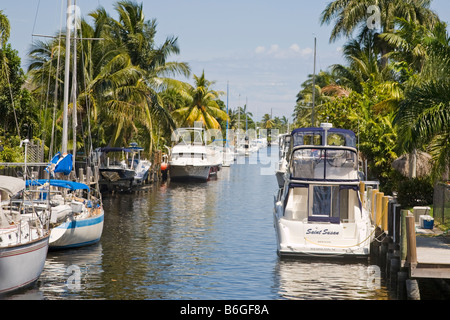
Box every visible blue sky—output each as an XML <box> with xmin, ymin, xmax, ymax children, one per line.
<box><xmin>2</xmin><ymin>0</ymin><xmax>450</xmax><ymax>122</ymax></box>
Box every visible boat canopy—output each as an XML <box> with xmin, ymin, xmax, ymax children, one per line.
<box><xmin>0</xmin><ymin>175</ymin><xmax>25</xmax><ymax>196</ymax></box>
<box><xmin>128</xmin><ymin>142</ymin><xmax>144</xmax><ymax>151</ymax></box>
<box><xmin>26</xmin><ymin>179</ymin><xmax>90</xmax><ymax>191</ymax></box>
<box><xmin>291</xmin><ymin>127</ymin><xmax>356</xmax><ymax>148</ymax></box>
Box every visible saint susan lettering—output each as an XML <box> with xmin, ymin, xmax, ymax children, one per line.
<box><xmin>306</xmin><ymin>228</ymin><xmax>339</xmax><ymax>236</ymax></box>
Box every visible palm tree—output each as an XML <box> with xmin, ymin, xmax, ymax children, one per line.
<box><xmin>27</xmin><ymin>14</ymin><xmax>145</xmax><ymax>153</ymax></box>
<box><xmin>94</xmin><ymin>1</ymin><xmax>190</xmax><ymax>151</ymax></box>
<box><xmin>0</xmin><ymin>12</ymin><xmax>34</xmax><ymax>139</ymax></box>
<box><xmin>28</xmin><ymin>1</ymin><xmax>190</xmax><ymax>154</ymax></box>
<box><xmin>0</xmin><ymin>10</ymin><xmax>10</xmax><ymax>48</ymax></box>
<box><xmin>261</xmin><ymin>114</ymin><xmax>274</xmax><ymax>129</ymax></box>
<box><xmin>330</xmin><ymin>32</ymin><xmax>403</xmax><ymax>115</ymax></box>
<box><xmin>394</xmin><ymin>27</ymin><xmax>450</xmax><ymax>180</ymax></box>
<box><xmin>293</xmin><ymin>70</ymin><xmax>338</xmax><ymax>127</ymax></box>
<box><xmin>237</xmin><ymin>104</ymin><xmax>253</xmax><ymax>130</ymax></box>
<box><xmin>172</xmin><ymin>71</ymin><xmax>228</xmax><ymax>130</ymax></box>
<box><xmin>110</xmin><ymin>1</ymin><xmax>190</xmax><ymax>79</ymax></box>
<box><xmin>380</xmin><ymin>19</ymin><xmax>448</xmax><ymax>74</ymax></box>
<box><xmin>226</xmin><ymin>108</ymin><xmax>240</xmax><ymax>130</ymax></box>
<box><xmin>320</xmin><ymin>0</ymin><xmax>438</xmax><ymax>67</ymax></box>
<box><xmin>331</xmin><ymin>29</ymin><xmax>398</xmax><ymax>90</ymax></box>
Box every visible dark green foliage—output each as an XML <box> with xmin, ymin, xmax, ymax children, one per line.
<box><xmin>396</xmin><ymin>177</ymin><xmax>434</xmax><ymax>207</ymax></box>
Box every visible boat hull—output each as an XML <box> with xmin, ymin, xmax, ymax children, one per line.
<box><xmin>273</xmin><ymin>214</ymin><xmax>372</xmax><ymax>258</ymax></box>
<box><xmin>169</xmin><ymin>164</ymin><xmax>211</xmax><ymax>181</ymax></box>
<box><xmin>0</xmin><ymin>236</ymin><xmax>49</xmax><ymax>294</ymax></box>
<box><xmin>50</xmin><ymin>210</ymin><xmax>104</xmax><ymax>250</ymax></box>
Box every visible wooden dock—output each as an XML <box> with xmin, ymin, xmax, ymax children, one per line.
<box><xmin>408</xmin><ymin>226</ymin><xmax>450</xmax><ymax>279</ymax></box>
<box><xmin>361</xmin><ymin>182</ymin><xmax>450</xmax><ymax>299</ymax></box>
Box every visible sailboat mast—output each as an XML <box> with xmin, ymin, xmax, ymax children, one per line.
<box><xmin>62</xmin><ymin>0</ymin><xmax>72</xmax><ymax>154</ymax></box>
<box><xmin>226</xmin><ymin>81</ymin><xmax>229</xmax><ymax>148</ymax></box>
<box><xmin>72</xmin><ymin>0</ymin><xmax>78</xmax><ymax>172</ymax></box>
<box><xmin>311</xmin><ymin>37</ymin><xmax>316</xmax><ymax>127</ymax></box>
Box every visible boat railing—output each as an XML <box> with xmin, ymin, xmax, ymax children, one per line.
<box><xmin>2</xmin><ymin>199</ymin><xmax>49</xmax><ymax>243</ymax></box>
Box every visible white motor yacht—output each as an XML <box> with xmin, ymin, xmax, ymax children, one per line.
<box><xmin>169</xmin><ymin>127</ymin><xmax>221</xmax><ymax>181</ymax></box>
<box><xmin>275</xmin><ymin>133</ymin><xmax>291</xmax><ymax>188</ymax></box>
<box><xmin>273</xmin><ymin>123</ymin><xmax>374</xmax><ymax>258</ymax></box>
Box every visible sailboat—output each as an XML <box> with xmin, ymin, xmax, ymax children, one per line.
<box><xmin>222</xmin><ymin>82</ymin><xmax>235</xmax><ymax>167</ymax></box>
<box><xmin>26</xmin><ymin>177</ymin><xmax>104</xmax><ymax>250</ymax></box>
<box><xmin>26</xmin><ymin>0</ymin><xmax>104</xmax><ymax>250</ymax></box>
<box><xmin>0</xmin><ymin>175</ymin><xmax>50</xmax><ymax>294</ymax></box>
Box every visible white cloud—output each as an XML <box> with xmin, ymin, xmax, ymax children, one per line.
<box><xmin>255</xmin><ymin>46</ymin><xmax>266</xmax><ymax>54</ymax></box>
<box><xmin>254</xmin><ymin>44</ymin><xmax>313</xmax><ymax>59</ymax></box>
<box><xmin>267</xmin><ymin>44</ymin><xmax>280</xmax><ymax>54</ymax></box>
<box><xmin>289</xmin><ymin>43</ymin><xmax>301</xmax><ymax>53</ymax></box>
<box><xmin>300</xmin><ymin>47</ymin><xmax>313</xmax><ymax>57</ymax></box>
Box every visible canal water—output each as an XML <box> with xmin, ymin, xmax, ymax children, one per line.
<box><xmin>5</xmin><ymin>147</ymin><xmax>389</xmax><ymax>300</ymax></box>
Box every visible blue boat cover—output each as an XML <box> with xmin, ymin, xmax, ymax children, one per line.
<box><xmin>26</xmin><ymin>179</ymin><xmax>90</xmax><ymax>191</ymax></box>
<box><xmin>46</xmin><ymin>152</ymin><xmax>73</xmax><ymax>175</ymax></box>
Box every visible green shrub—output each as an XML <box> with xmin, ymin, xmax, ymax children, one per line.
<box><xmin>396</xmin><ymin>177</ymin><xmax>434</xmax><ymax>207</ymax></box>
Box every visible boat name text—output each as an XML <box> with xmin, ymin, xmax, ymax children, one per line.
<box><xmin>306</xmin><ymin>228</ymin><xmax>339</xmax><ymax>236</ymax></box>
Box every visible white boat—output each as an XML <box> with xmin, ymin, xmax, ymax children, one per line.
<box><xmin>0</xmin><ymin>175</ymin><xmax>50</xmax><ymax>294</ymax></box>
<box><xmin>273</xmin><ymin>123</ymin><xmax>375</xmax><ymax>258</ymax></box>
<box><xmin>237</xmin><ymin>135</ymin><xmax>252</xmax><ymax>156</ymax></box>
<box><xmin>26</xmin><ymin>179</ymin><xmax>104</xmax><ymax>250</ymax></box>
<box><xmin>129</xmin><ymin>143</ymin><xmax>152</xmax><ymax>186</ymax></box>
<box><xmin>275</xmin><ymin>133</ymin><xmax>291</xmax><ymax>188</ymax></box>
<box><xmin>222</xmin><ymin>146</ymin><xmax>235</xmax><ymax>167</ymax></box>
<box><xmin>169</xmin><ymin>127</ymin><xmax>221</xmax><ymax>181</ymax></box>
<box><xmin>253</xmin><ymin>137</ymin><xmax>268</xmax><ymax>150</ymax></box>
<box><xmin>94</xmin><ymin>144</ymin><xmax>151</xmax><ymax>191</ymax></box>
<box><xmin>13</xmin><ymin>1</ymin><xmax>105</xmax><ymax>252</ymax></box>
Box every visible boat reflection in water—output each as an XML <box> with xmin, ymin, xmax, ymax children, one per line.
<box><xmin>275</xmin><ymin>258</ymin><xmax>389</xmax><ymax>300</ymax></box>
<box><xmin>3</xmin><ymin>146</ymin><xmax>390</xmax><ymax>300</ymax></box>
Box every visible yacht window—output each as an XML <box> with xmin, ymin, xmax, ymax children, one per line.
<box><xmin>293</xmin><ymin>132</ymin><xmax>322</xmax><ymax>146</ymax></box>
<box><xmin>327</xmin><ymin>133</ymin><xmax>345</xmax><ymax>146</ymax></box>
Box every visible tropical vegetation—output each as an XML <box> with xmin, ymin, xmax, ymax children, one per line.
<box><xmin>293</xmin><ymin>0</ymin><xmax>449</xmax><ymax>196</ymax></box>
<box><xmin>1</xmin><ymin>0</ymin><xmax>449</xmax><ymax>197</ymax></box>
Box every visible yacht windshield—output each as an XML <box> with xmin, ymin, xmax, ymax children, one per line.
<box><xmin>175</xmin><ymin>129</ymin><xmax>204</xmax><ymax>145</ymax></box>
<box><xmin>290</xmin><ymin>147</ymin><xmax>358</xmax><ymax>181</ymax></box>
